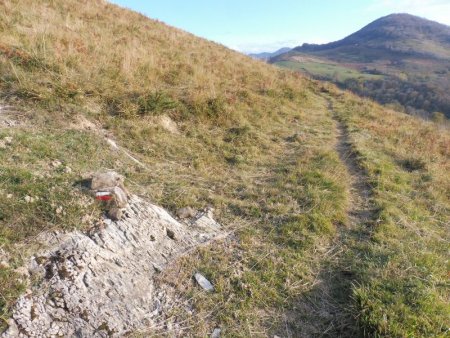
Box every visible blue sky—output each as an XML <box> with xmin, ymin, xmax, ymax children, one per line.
<box><xmin>109</xmin><ymin>0</ymin><xmax>450</xmax><ymax>53</ymax></box>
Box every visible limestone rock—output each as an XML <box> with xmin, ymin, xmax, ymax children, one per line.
<box><xmin>91</xmin><ymin>171</ymin><xmax>125</xmax><ymax>192</ymax></box>
<box><xmin>91</xmin><ymin>171</ymin><xmax>129</xmax><ymax>221</ymax></box>
<box><xmin>112</xmin><ymin>186</ymin><xmax>128</xmax><ymax>208</ymax></box>
<box><xmin>3</xmin><ymin>195</ymin><xmax>223</xmax><ymax>337</ymax></box>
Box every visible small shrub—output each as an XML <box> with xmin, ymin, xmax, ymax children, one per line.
<box><xmin>137</xmin><ymin>91</ymin><xmax>178</xmax><ymax>116</ymax></box>
<box><xmin>431</xmin><ymin>111</ymin><xmax>446</xmax><ymax>124</ymax></box>
<box><xmin>205</xmin><ymin>97</ymin><xmax>226</xmax><ymax>118</ymax></box>
<box><xmin>0</xmin><ymin>44</ymin><xmax>44</xmax><ymax>70</ymax></box>
<box><xmin>224</xmin><ymin>125</ymin><xmax>251</xmax><ymax>143</ymax></box>
<box><xmin>399</xmin><ymin>157</ymin><xmax>427</xmax><ymax>172</ymax></box>
<box><xmin>105</xmin><ymin>97</ymin><xmax>138</xmax><ymax>118</ymax></box>
<box><xmin>282</xmin><ymin>86</ymin><xmax>295</xmax><ymax>100</ymax></box>
<box><xmin>225</xmin><ymin>153</ymin><xmax>245</xmax><ymax>166</ymax></box>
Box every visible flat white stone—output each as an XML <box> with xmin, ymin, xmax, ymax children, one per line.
<box><xmin>194</xmin><ymin>273</ymin><xmax>214</xmax><ymax>292</ymax></box>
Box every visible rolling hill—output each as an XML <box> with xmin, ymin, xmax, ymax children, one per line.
<box><xmin>0</xmin><ymin>2</ymin><xmax>449</xmax><ymax>337</ymax></box>
<box><xmin>271</xmin><ymin>14</ymin><xmax>450</xmax><ymax>119</ymax></box>
<box><xmin>249</xmin><ymin>47</ymin><xmax>292</xmax><ymax>60</ymax></box>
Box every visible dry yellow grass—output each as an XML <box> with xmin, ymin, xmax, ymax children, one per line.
<box><xmin>0</xmin><ymin>0</ymin><xmax>309</xmax><ymax>126</ymax></box>
<box><xmin>0</xmin><ymin>1</ymin><xmax>448</xmax><ymax>337</ymax></box>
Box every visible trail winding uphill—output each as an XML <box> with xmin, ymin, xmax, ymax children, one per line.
<box><xmin>287</xmin><ymin>99</ymin><xmax>376</xmax><ymax>337</ymax></box>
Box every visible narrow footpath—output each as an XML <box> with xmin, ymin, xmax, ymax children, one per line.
<box><xmin>287</xmin><ymin>99</ymin><xmax>375</xmax><ymax>337</ymax></box>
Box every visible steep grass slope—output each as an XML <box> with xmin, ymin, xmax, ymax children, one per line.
<box><xmin>0</xmin><ymin>1</ymin><xmax>448</xmax><ymax>337</ymax></box>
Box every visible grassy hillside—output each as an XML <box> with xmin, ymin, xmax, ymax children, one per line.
<box><xmin>271</xmin><ymin>14</ymin><xmax>450</xmax><ymax>119</ymax></box>
<box><xmin>0</xmin><ymin>1</ymin><xmax>449</xmax><ymax>337</ymax></box>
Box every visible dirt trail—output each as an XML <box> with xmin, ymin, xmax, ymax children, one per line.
<box><xmin>283</xmin><ymin>100</ymin><xmax>374</xmax><ymax>337</ymax></box>
<box><xmin>334</xmin><ymin>115</ymin><xmax>373</xmax><ymax>229</ymax></box>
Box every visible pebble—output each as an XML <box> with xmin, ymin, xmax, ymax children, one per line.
<box><xmin>152</xmin><ymin>263</ymin><xmax>163</xmax><ymax>273</ymax></box>
<box><xmin>51</xmin><ymin>160</ymin><xmax>62</xmax><ymax>168</ymax></box>
<box><xmin>211</xmin><ymin>328</ymin><xmax>221</xmax><ymax>338</ymax></box>
<box><xmin>194</xmin><ymin>273</ymin><xmax>214</xmax><ymax>292</ymax></box>
<box><xmin>24</xmin><ymin>195</ymin><xmax>34</xmax><ymax>203</ymax></box>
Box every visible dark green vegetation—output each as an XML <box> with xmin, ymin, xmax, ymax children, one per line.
<box><xmin>0</xmin><ymin>1</ymin><xmax>449</xmax><ymax>336</ymax></box>
<box><xmin>271</xmin><ymin>14</ymin><xmax>450</xmax><ymax>119</ymax></box>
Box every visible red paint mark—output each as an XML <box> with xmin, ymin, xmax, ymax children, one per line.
<box><xmin>96</xmin><ymin>195</ymin><xmax>112</xmax><ymax>201</ymax></box>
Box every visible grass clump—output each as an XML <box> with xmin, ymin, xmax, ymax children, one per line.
<box><xmin>137</xmin><ymin>91</ymin><xmax>178</xmax><ymax>116</ymax></box>
<box><xmin>398</xmin><ymin>157</ymin><xmax>427</xmax><ymax>172</ymax></box>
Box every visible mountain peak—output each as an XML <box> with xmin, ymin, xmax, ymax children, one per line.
<box><xmin>351</xmin><ymin>12</ymin><xmax>450</xmax><ymax>39</ymax></box>
<box><xmin>291</xmin><ymin>13</ymin><xmax>450</xmax><ymax>59</ymax></box>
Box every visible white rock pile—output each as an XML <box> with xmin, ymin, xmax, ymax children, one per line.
<box><xmin>3</xmin><ymin>195</ymin><xmax>222</xmax><ymax>337</ymax></box>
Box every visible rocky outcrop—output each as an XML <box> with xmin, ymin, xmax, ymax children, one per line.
<box><xmin>3</xmin><ymin>195</ymin><xmax>223</xmax><ymax>337</ymax></box>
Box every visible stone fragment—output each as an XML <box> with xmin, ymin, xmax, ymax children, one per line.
<box><xmin>108</xmin><ymin>207</ymin><xmax>123</xmax><ymax>221</ymax></box>
<box><xmin>176</xmin><ymin>206</ymin><xmax>196</xmax><ymax>219</ymax></box>
<box><xmin>152</xmin><ymin>263</ymin><xmax>163</xmax><ymax>273</ymax></box>
<box><xmin>113</xmin><ymin>186</ymin><xmax>128</xmax><ymax>208</ymax></box>
<box><xmin>24</xmin><ymin>195</ymin><xmax>34</xmax><ymax>203</ymax></box>
<box><xmin>205</xmin><ymin>205</ymin><xmax>215</xmax><ymax>219</ymax></box>
<box><xmin>211</xmin><ymin>328</ymin><xmax>221</xmax><ymax>338</ymax></box>
<box><xmin>51</xmin><ymin>160</ymin><xmax>62</xmax><ymax>168</ymax></box>
<box><xmin>194</xmin><ymin>273</ymin><xmax>214</xmax><ymax>292</ymax></box>
<box><xmin>91</xmin><ymin>171</ymin><xmax>125</xmax><ymax>192</ymax></box>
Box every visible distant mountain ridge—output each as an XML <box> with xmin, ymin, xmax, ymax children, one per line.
<box><xmin>271</xmin><ymin>14</ymin><xmax>450</xmax><ymax>118</ymax></box>
<box><xmin>249</xmin><ymin>47</ymin><xmax>292</xmax><ymax>60</ymax></box>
